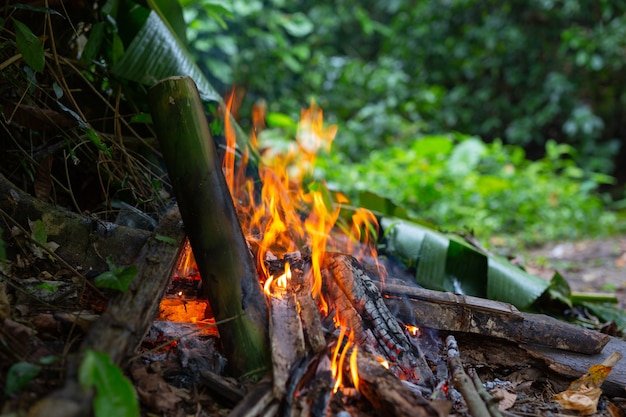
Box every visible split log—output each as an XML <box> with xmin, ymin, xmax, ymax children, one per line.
<box><xmin>0</xmin><ymin>172</ymin><xmax>150</xmax><ymax>270</ymax></box>
<box><xmin>28</xmin><ymin>204</ymin><xmax>186</xmax><ymax>417</ymax></box>
<box><xmin>148</xmin><ymin>76</ymin><xmax>269</xmax><ymax>378</ymax></box>
<box><xmin>322</xmin><ymin>253</ymin><xmax>435</xmax><ymax>388</ymax></box>
<box><xmin>382</xmin><ymin>282</ymin><xmax>609</xmax><ymax>354</ymax></box>
<box><xmin>269</xmin><ymin>291</ymin><xmax>306</xmax><ymax>397</ymax></box>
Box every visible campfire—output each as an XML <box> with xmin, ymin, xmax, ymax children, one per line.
<box><xmin>147</xmin><ymin>79</ymin><xmax>617</xmax><ymax>416</ymax></box>
<box><xmin>156</xmin><ymin>92</ymin><xmax>442</xmax><ymax>415</ymax></box>
<box><xmin>14</xmin><ymin>76</ymin><xmax>621</xmax><ymax>417</ymax></box>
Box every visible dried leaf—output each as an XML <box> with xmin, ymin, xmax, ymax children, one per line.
<box><xmin>555</xmin><ymin>386</ymin><xmax>602</xmax><ymax>415</ymax></box>
<box><xmin>491</xmin><ymin>387</ymin><xmax>517</xmax><ymax>410</ymax></box>
<box><xmin>554</xmin><ymin>351</ymin><xmax>622</xmax><ymax>415</ymax></box>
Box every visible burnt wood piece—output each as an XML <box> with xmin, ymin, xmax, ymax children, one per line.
<box><xmin>227</xmin><ymin>377</ymin><xmax>275</xmax><ymax>417</ymax></box>
<box><xmin>269</xmin><ymin>291</ymin><xmax>306</xmax><ymax>397</ymax></box>
<box><xmin>28</xmin><ymin>205</ymin><xmax>186</xmax><ymax>417</ymax></box>
<box><xmin>356</xmin><ymin>350</ymin><xmax>439</xmax><ymax>417</ymax></box>
<box><xmin>381</xmin><ymin>282</ymin><xmax>610</xmax><ymax>355</ymax></box>
<box><xmin>322</xmin><ymin>253</ymin><xmax>435</xmax><ymax>388</ymax></box>
<box><xmin>296</xmin><ymin>288</ymin><xmax>327</xmax><ymax>353</ymax></box>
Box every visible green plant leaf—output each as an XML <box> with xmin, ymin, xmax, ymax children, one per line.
<box><xmin>5</xmin><ymin>362</ymin><xmax>41</xmax><ymax>395</ymax></box>
<box><xmin>79</xmin><ymin>350</ymin><xmax>139</xmax><ymax>417</ymax></box>
<box><xmin>29</xmin><ymin>219</ymin><xmax>47</xmax><ymax>246</ymax></box>
<box><xmin>111</xmin><ymin>10</ymin><xmax>220</xmax><ymax>102</ymax></box>
<box><xmin>380</xmin><ymin>217</ymin><xmax>550</xmax><ymax>309</ymax></box>
<box><xmin>581</xmin><ymin>302</ymin><xmax>626</xmax><ymax>330</ymax></box>
<box><xmin>81</xmin><ymin>21</ymin><xmax>106</xmax><ymax>63</ymax></box>
<box><xmin>13</xmin><ymin>19</ymin><xmax>45</xmax><ymax>72</ymax></box>
<box><xmin>94</xmin><ymin>258</ymin><xmax>137</xmax><ymax>292</ymax></box>
<box><xmin>154</xmin><ymin>234</ymin><xmax>177</xmax><ymax>244</ymax></box>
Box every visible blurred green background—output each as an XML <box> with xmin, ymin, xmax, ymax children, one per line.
<box><xmin>181</xmin><ymin>0</ymin><xmax>626</xmax><ymax>247</ymax></box>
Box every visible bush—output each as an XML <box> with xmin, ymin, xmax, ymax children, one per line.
<box><xmin>315</xmin><ymin>133</ymin><xmax>620</xmax><ymax>246</ymax></box>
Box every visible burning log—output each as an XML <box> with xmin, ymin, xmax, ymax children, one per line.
<box><xmin>382</xmin><ymin>281</ymin><xmax>610</xmax><ymax>354</ymax></box>
<box><xmin>267</xmin><ymin>266</ymin><xmax>306</xmax><ymax>397</ymax></box>
<box><xmin>148</xmin><ymin>76</ymin><xmax>269</xmax><ymax>378</ymax></box>
<box><xmin>355</xmin><ymin>350</ymin><xmax>439</xmax><ymax>417</ymax></box>
<box><xmin>322</xmin><ymin>253</ymin><xmax>435</xmax><ymax>386</ymax></box>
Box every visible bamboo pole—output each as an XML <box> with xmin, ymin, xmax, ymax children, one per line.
<box><xmin>148</xmin><ymin>76</ymin><xmax>269</xmax><ymax>379</ymax></box>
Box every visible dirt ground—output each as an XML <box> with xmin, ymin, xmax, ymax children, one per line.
<box><xmin>522</xmin><ymin>235</ymin><xmax>626</xmax><ymax>309</ymax></box>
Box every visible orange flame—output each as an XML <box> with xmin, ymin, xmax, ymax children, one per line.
<box><xmin>222</xmin><ymin>90</ymin><xmax>237</xmax><ymax>196</ymax></box>
<box><xmin>331</xmin><ymin>328</ymin><xmax>359</xmax><ymax>394</ymax></box>
<box><xmin>405</xmin><ymin>325</ymin><xmax>420</xmax><ymax>337</ymax></box>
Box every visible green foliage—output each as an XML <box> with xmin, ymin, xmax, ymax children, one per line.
<box><xmin>79</xmin><ymin>350</ymin><xmax>139</xmax><ymax>417</ymax></box>
<box><xmin>94</xmin><ymin>257</ymin><xmax>138</xmax><ymax>292</ymax></box>
<box><xmin>317</xmin><ymin>133</ymin><xmax>619</xmax><ymax>246</ymax></box>
<box><xmin>13</xmin><ymin>19</ymin><xmax>45</xmax><ymax>72</ymax></box>
<box><xmin>5</xmin><ymin>356</ymin><xmax>57</xmax><ymax>396</ymax></box>
<box><xmin>380</xmin><ymin>218</ymin><xmax>550</xmax><ymax>309</ymax></box>
<box><xmin>182</xmin><ymin>0</ymin><xmax>626</xmax><ymax>179</ymax></box>
<box><xmin>5</xmin><ymin>362</ymin><xmax>41</xmax><ymax>395</ymax></box>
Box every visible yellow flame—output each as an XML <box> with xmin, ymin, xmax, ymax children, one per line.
<box><xmin>349</xmin><ymin>345</ymin><xmax>359</xmax><ymax>392</ymax></box>
<box><xmin>263</xmin><ymin>263</ymin><xmax>291</xmax><ymax>297</ymax></box>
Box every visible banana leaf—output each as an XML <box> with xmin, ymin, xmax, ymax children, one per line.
<box><xmin>380</xmin><ymin>217</ymin><xmax>550</xmax><ymax>309</ymax></box>
<box><xmin>105</xmin><ymin>0</ymin><xmax>257</xmax><ymax>163</ymax></box>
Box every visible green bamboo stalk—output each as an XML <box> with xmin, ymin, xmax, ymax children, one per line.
<box><xmin>148</xmin><ymin>76</ymin><xmax>269</xmax><ymax>379</ymax></box>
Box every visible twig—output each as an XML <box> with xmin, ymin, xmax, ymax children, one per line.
<box><xmin>446</xmin><ymin>335</ymin><xmax>491</xmax><ymax>417</ymax></box>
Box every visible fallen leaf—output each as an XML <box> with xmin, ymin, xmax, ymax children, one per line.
<box><xmin>491</xmin><ymin>387</ymin><xmax>517</xmax><ymax>410</ymax></box>
<box><xmin>554</xmin><ymin>351</ymin><xmax>622</xmax><ymax>415</ymax></box>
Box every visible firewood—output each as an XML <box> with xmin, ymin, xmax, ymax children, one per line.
<box><xmin>227</xmin><ymin>377</ymin><xmax>276</xmax><ymax>417</ymax></box>
<box><xmin>381</xmin><ymin>282</ymin><xmax>609</xmax><ymax>354</ymax></box>
<box><xmin>269</xmin><ymin>291</ymin><xmax>306</xmax><ymax>397</ymax></box>
<box><xmin>356</xmin><ymin>350</ymin><xmax>439</xmax><ymax>417</ymax></box>
<box><xmin>322</xmin><ymin>253</ymin><xmax>435</xmax><ymax>387</ymax></box>
<box><xmin>296</xmin><ymin>288</ymin><xmax>327</xmax><ymax>353</ymax></box>
<box><xmin>446</xmin><ymin>335</ymin><xmax>493</xmax><ymax>417</ymax></box>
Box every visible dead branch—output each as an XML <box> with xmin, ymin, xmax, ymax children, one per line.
<box><xmin>382</xmin><ymin>282</ymin><xmax>609</xmax><ymax>354</ymax></box>
<box><xmin>446</xmin><ymin>335</ymin><xmax>491</xmax><ymax>417</ymax></box>
<box><xmin>356</xmin><ymin>350</ymin><xmax>439</xmax><ymax>417</ymax></box>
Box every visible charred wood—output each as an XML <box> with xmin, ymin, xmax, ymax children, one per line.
<box><xmin>356</xmin><ymin>350</ymin><xmax>440</xmax><ymax>417</ymax></box>
<box><xmin>269</xmin><ymin>291</ymin><xmax>306</xmax><ymax>397</ymax></box>
<box><xmin>322</xmin><ymin>253</ymin><xmax>435</xmax><ymax>387</ymax></box>
<box><xmin>382</xmin><ymin>282</ymin><xmax>609</xmax><ymax>354</ymax></box>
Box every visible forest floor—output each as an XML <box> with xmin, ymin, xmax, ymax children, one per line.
<box><xmin>522</xmin><ymin>235</ymin><xmax>626</xmax><ymax>309</ymax></box>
